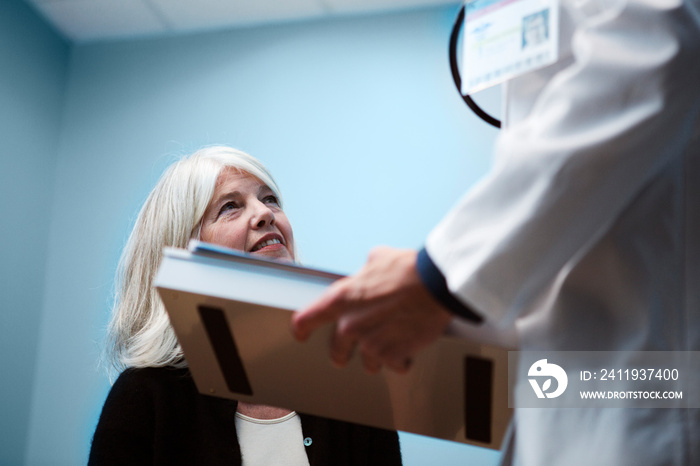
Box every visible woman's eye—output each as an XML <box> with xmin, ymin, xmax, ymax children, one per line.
<box><xmin>219</xmin><ymin>201</ymin><xmax>240</xmax><ymax>215</ymax></box>
<box><xmin>263</xmin><ymin>195</ymin><xmax>280</xmax><ymax>206</ymax></box>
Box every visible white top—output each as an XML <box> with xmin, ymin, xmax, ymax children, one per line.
<box><xmin>235</xmin><ymin>411</ymin><xmax>311</xmax><ymax>466</ymax></box>
<box><xmin>427</xmin><ymin>0</ymin><xmax>700</xmax><ymax>464</ymax></box>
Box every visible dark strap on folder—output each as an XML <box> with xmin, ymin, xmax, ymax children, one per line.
<box><xmin>464</xmin><ymin>356</ymin><xmax>493</xmax><ymax>444</ymax></box>
<box><xmin>198</xmin><ymin>306</ymin><xmax>254</xmax><ymax>396</ymax></box>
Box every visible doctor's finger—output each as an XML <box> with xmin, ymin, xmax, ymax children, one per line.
<box><xmin>360</xmin><ymin>349</ymin><xmax>383</xmax><ymax>375</ymax></box>
<box><xmin>330</xmin><ymin>320</ymin><xmax>358</xmax><ymax>368</ymax></box>
<box><xmin>329</xmin><ymin>308</ymin><xmax>377</xmax><ymax>368</ymax></box>
<box><xmin>292</xmin><ymin>278</ymin><xmax>353</xmax><ymax>341</ymax></box>
<box><xmin>360</xmin><ymin>325</ymin><xmax>417</xmax><ymax>374</ymax></box>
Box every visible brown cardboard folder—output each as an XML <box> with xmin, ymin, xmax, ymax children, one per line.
<box><xmin>155</xmin><ymin>241</ymin><xmax>512</xmax><ymax>450</ymax></box>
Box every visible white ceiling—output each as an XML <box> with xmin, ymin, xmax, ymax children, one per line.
<box><xmin>25</xmin><ymin>0</ymin><xmax>458</xmax><ymax>43</ymax></box>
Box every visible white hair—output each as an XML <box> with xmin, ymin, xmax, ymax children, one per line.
<box><xmin>104</xmin><ymin>146</ymin><xmax>286</xmax><ymax>378</ymax></box>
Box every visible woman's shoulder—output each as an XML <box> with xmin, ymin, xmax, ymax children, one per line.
<box><xmin>115</xmin><ymin>366</ymin><xmax>191</xmax><ymax>385</ymax></box>
<box><xmin>91</xmin><ymin>367</ymin><xmax>232</xmax><ymax>464</ymax></box>
<box><xmin>108</xmin><ymin>366</ymin><xmax>196</xmax><ymax>402</ymax></box>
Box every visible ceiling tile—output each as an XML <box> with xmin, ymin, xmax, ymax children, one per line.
<box><xmin>148</xmin><ymin>0</ymin><xmax>327</xmax><ymax>32</ymax></box>
<box><xmin>24</xmin><ymin>0</ymin><xmax>460</xmax><ymax>43</ymax></box>
<box><xmin>33</xmin><ymin>0</ymin><xmax>168</xmax><ymax>42</ymax></box>
<box><xmin>322</xmin><ymin>0</ymin><xmax>457</xmax><ymax>15</ymax></box>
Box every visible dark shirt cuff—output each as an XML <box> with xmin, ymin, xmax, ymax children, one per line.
<box><xmin>416</xmin><ymin>248</ymin><xmax>483</xmax><ymax>323</ymax></box>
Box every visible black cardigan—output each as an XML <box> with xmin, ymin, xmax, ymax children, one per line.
<box><xmin>88</xmin><ymin>367</ymin><xmax>402</xmax><ymax>465</ymax></box>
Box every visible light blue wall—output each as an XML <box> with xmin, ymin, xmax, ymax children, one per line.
<box><xmin>0</xmin><ymin>1</ymin><xmax>69</xmax><ymax>464</ymax></box>
<box><xmin>5</xmin><ymin>3</ymin><xmax>502</xmax><ymax>464</ymax></box>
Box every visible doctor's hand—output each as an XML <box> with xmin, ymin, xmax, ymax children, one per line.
<box><xmin>291</xmin><ymin>247</ymin><xmax>452</xmax><ymax>374</ymax></box>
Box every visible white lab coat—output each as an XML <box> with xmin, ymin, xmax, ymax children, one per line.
<box><xmin>427</xmin><ymin>0</ymin><xmax>700</xmax><ymax>464</ymax></box>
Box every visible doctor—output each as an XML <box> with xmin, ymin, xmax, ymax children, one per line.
<box><xmin>293</xmin><ymin>0</ymin><xmax>700</xmax><ymax>464</ymax></box>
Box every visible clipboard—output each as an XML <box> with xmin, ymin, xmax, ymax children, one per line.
<box><xmin>155</xmin><ymin>240</ymin><xmax>513</xmax><ymax>449</ymax></box>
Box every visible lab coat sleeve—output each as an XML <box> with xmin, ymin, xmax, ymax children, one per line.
<box><xmin>426</xmin><ymin>0</ymin><xmax>700</xmax><ymax>326</ymax></box>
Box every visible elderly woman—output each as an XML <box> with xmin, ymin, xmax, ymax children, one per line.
<box><xmin>88</xmin><ymin>146</ymin><xmax>402</xmax><ymax>465</ymax></box>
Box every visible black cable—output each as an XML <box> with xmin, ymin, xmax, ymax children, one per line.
<box><xmin>449</xmin><ymin>5</ymin><xmax>501</xmax><ymax>129</ymax></box>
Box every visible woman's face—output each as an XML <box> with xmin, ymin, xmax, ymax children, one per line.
<box><xmin>200</xmin><ymin>168</ymin><xmax>295</xmax><ymax>262</ymax></box>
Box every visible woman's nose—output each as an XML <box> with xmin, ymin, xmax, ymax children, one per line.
<box><xmin>250</xmin><ymin>201</ymin><xmax>275</xmax><ymax>228</ymax></box>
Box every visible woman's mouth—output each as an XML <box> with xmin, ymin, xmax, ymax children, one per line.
<box><xmin>251</xmin><ymin>237</ymin><xmax>282</xmax><ymax>252</ymax></box>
